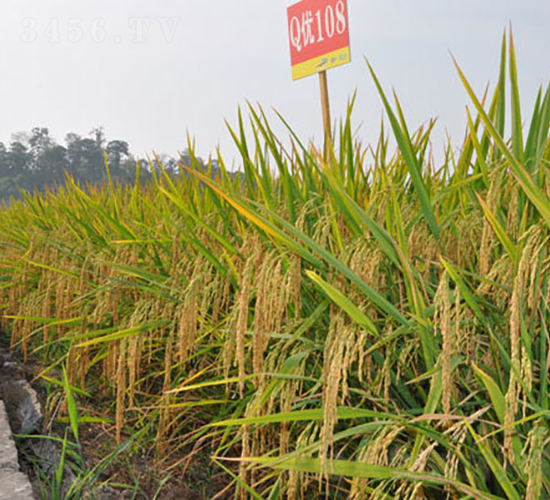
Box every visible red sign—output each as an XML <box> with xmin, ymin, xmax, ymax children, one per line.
<box><xmin>287</xmin><ymin>0</ymin><xmax>351</xmax><ymax>80</ymax></box>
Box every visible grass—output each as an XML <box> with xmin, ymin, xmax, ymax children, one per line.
<box><xmin>1</xmin><ymin>31</ymin><xmax>550</xmax><ymax>498</ymax></box>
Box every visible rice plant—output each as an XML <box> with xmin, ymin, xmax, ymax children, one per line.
<box><xmin>1</xmin><ymin>31</ymin><xmax>550</xmax><ymax>498</ymax></box>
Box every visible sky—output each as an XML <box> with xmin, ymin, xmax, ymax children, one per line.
<box><xmin>1</xmin><ymin>1</ymin><xmax>549</xmax><ymax>165</ymax></box>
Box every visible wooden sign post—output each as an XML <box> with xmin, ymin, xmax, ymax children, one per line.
<box><xmin>318</xmin><ymin>70</ymin><xmax>332</xmax><ymax>151</ymax></box>
<box><xmin>287</xmin><ymin>0</ymin><xmax>351</xmax><ymax>154</ymax></box>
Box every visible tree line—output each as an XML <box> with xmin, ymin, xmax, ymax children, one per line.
<box><xmin>0</xmin><ymin>126</ymin><xmax>228</xmax><ymax>203</ymax></box>
<box><xmin>0</xmin><ymin>127</ymin><xmax>143</xmax><ymax>201</ymax></box>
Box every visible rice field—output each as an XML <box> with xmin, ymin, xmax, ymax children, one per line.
<box><xmin>1</xmin><ymin>33</ymin><xmax>550</xmax><ymax>498</ymax></box>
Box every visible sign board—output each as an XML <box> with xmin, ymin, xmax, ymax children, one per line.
<box><xmin>287</xmin><ymin>0</ymin><xmax>351</xmax><ymax>81</ymax></box>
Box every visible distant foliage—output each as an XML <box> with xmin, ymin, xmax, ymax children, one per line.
<box><xmin>0</xmin><ymin>127</ymin><xmax>139</xmax><ymax>201</ymax></box>
<box><xmin>0</xmin><ymin>128</ymin><xmax>221</xmax><ymax>202</ymax></box>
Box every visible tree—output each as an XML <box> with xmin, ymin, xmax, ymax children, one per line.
<box><xmin>8</xmin><ymin>142</ymin><xmax>31</xmax><ymax>176</ymax></box>
<box><xmin>65</xmin><ymin>133</ymin><xmax>104</xmax><ymax>182</ymax></box>
<box><xmin>90</xmin><ymin>127</ymin><xmax>106</xmax><ymax>149</ymax></box>
<box><xmin>38</xmin><ymin>145</ymin><xmax>68</xmax><ymax>183</ymax></box>
<box><xmin>0</xmin><ymin>143</ymin><xmax>9</xmax><ymax>178</ymax></box>
<box><xmin>106</xmin><ymin>140</ymin><xmax>130</xmax><ymax>176</ymax></box>
<box><xmin>29</xmin><ymin>127</ymin><xmax>54</xmax><ymax>162</ymax></box>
